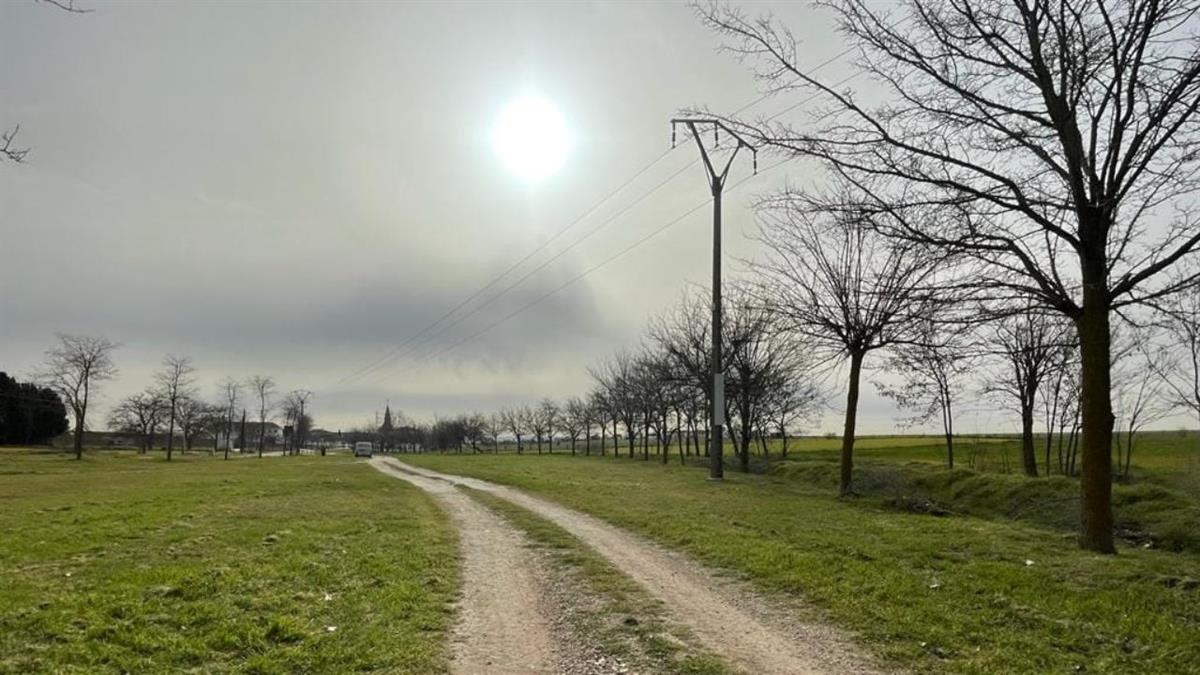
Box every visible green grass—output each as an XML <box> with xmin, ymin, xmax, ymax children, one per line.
<box><xmin>401</xmin><ymin>452</ymin><xmax>1200</xmax><ymax>675</ymax></box>
<box><xmin>771</xmin><ymin>459</ymin><xmax>1200</xmax><ymax>553</ymax></box>
<box><xmin>0</xmin><ymin>449</ymin><xmax>458</xmax><ymax>674</ymax></box>
<box><xmin>465</xmin><ymin>488</ymin><xmax>732</xmax><ymax>674</ymax></box>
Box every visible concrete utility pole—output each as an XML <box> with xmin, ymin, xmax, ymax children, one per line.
<box><xmin>670</xmin><ymin>118</ymin><xmax>755</xmax><ymax>481</ymax></box>
<box><xmin>292</xmin><ymin>389</ymin><xmax>312</xmax><ymax>455</ymax></box>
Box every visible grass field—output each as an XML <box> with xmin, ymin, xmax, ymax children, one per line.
<box><xmin>0</xmin><ymin>450</ymin><xmax>458</xmax><ymax>674</ymax></box>
<box><xmin>402</xmin><ymin>451</ymin><xmax>1200</xmax><ymax>674</ymax></box>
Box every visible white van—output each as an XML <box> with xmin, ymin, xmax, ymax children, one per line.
<box><xmin>353</xmin><ymin>441</ymin><xmax>373</xmax><ymax>458</ymax></box>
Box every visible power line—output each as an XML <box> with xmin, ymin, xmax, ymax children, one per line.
<box><xmin>370</xmin><ymin>157</ymin><xmax>793</xmax><ymax>384</ymax></box>
<box><xmin>358</xmin><ymin>72</ymin><xmax>868</xmax><ymax>384</ymax></box>
<box><xmin>336</xmin><ymin>145</ymin><xmax>681</xmax><ymax>386</ymax></box>
<box><xmin>344</xmin><ymin>46</ymin><xmax>865</xmax><ymax>388</ymax></box>
<box><xmin>350</xmin><ymin>156</ymin><xmax>703</xmax><ymax>382</ymax></box>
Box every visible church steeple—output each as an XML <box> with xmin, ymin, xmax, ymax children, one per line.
<box><xmin>380</xmin><ymin>403</ymin><xmax>394</xmax><ymax>433</ymax></box>
<box><xmin>379</xmin><ymin>402</ymin><xmax>395</xmax><ymax>453</ymax></box>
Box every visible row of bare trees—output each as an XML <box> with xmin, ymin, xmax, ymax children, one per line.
<box><xmin>29</xmin><ymin>333</ymin><xmax>316</xmax><ymax>461</ymax></box>
<box><xmin>694</xmin><ymin>0</ymin><xmax>1200</xmax><ymax>553</ymax></box>
<box><xmin>107</xmin><ymin>363</ymin><xmax>315</xmax><ymax>460</ymax></box>
<box><xmin>422</xmin><ymin>287</ymin><xmax>824</xmax><ymax>466</ymax></box>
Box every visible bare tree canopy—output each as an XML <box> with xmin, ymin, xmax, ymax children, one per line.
<box><xmin>107</xmin><ymin>390</ymin><xmax>165</xmax><ymax>454</ymax></box>
<box><xmin>1147</xmin><ymin>290</ymin><xmax>1200</xmax><ymax>421</ymax></box>
<box><xmin>877</xmin><ymin>317</ymin><xmax>975</xmax><ymax>469</ymax></box>
<box><xmin>39</xmin><ymin>333</ymin><xmax>118</xmax><ymax>459</ymax></box>
<box><xmin>753</xmin><ymin>194</ymin><xmax>947</xmax><ymax>495</ymax></box>
<box><xmin>985</xmin><ymin>311</ymin><xmax>1077</xmax><ymax>477</ymax></box>
<box><xmin>698</xmin><ymin>0</ymin><xmax>1200</xmax><ymax>553</ymax></box>
<box><xmin>247</xmin><ymin>375</ymin><xmax>276</xmax><ymax>458</ymax></box>
<box><xmin>1</xmin><ymin>125</ymin><xmax>29</xmax><ymax>163</ymax></box>
<box><xmin>4</xmin><ymin>1</ymin><xmax>92</xmax><ymax>164</ymax></box>
<box><xmin>154</xmin><ymin>354</ymin><xmax>196</xmax><ymax>462</ymax></box>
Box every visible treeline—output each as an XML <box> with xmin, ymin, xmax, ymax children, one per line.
<box><xmin>107</xmin><ymin>360</ymin><xmax>316</xmax><ymax>461</ymax></box>
<box><xmin>0</xmin><ymin>372</ymin><xmax>68</xmax><ymax>444</ymax></box>
<box><xmin>25</xmin><ymin>333</ymin><xmax>319</xmax><ymax>461</ymax></box>
<box><xmin>402</xmin><ymin>286</ymin><xmax>822</xmax><ymax>465</ymax></box>
<box><xmin>680</xmin><ymin>0</ymin><xmax>1200</xmax><ymax>554</ymax></box>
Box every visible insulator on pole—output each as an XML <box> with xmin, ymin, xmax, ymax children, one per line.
<box><xmin>753</xmin><ymin>151</ymin><xmax>758</xmax><ymax>175</ymax></box>
<box><xmin>671</xmin><ymin>123</ymin><xmax>676</xmax><ymax>148</ymax></box>
<box><xmin>714</xmin><ymin>127</ymin><xmax>719</xmax><ymax>145</ymax></box>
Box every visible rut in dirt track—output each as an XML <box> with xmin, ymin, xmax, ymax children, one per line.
<box><xmin>376</xmin><ymin>457</ymin><xmax>884</xmax><ymax>675</ymax></box>
<box><xmin>370</xmin><ymin>459</ymin><xmax>558</xmax><ymax>674</ymax></box>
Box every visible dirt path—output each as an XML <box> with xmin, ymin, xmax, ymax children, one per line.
<box><xmin>369</xmin><ymin>458</ymin><xmax>559</xmax><ymax>674</ymax></box>
<box><xmin>379</xmin><ymin>457</ymin><xmax>884</xmax><ymax>675</ymax></box>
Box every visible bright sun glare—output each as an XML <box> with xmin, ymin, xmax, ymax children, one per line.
<box><xmin>492</xmin><ymin>95</ymin><xmax>570</xmax><ymax>183</ymax></box>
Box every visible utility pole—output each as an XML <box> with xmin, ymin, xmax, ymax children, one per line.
<box><xmin>292</xmin><ymin>389</ymin><xmax>312</xmax><ymax>455</ymax></box>
<box><xmin>670</xmin><ymin>118</ymin><xmax>755</xmax><ymax>481</ymax></box>
<box><xmin>239</xmin><ymin>409</ymin><xmax>247</xmax><ymax>456</ymax></box>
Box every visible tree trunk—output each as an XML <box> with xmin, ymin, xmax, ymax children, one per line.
<box><xmin>1076</xmin><ymin>290</ymin><xmax>1116</xmax><ymax>553</ymax></box>
<box><xmin>738</xmin><ymin>422</ymin><xmax>751</xmax><ymax>473</ymax></box>
<box><xmin>72</xmin><ymin>409</ymin><xmax>84</xmax><ymax>460</ymax></box>
<box><xmin>661</xmin><ymin>413</ymin><xmax>670</xmax><ymax>465</ymax></box>
<box><xmin>1020</xmin><ymin>400</ymin><xmax>1038</xmax><ymax>477</ymax></box>
<box><xmin>944</xmin><ymin>399</ymin><xmax>954</xmax><ymax>470</ymax></box>
<box><xmin>840</xmin><ymin>350</ymin><xmax>865</xmax><ymax>496</ymax></box>
<box><xmin>166</xmin><ymin>407</ymin><xmax>176</xmax><ymax>461</ymax></box>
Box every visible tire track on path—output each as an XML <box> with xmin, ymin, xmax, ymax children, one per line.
<box><xmin>369</xmin><ymin>458</ymin><xmax>558</xmax><ymax>674</ymax></box>
<box><xmin>378</xmin><ymin>457</ymin><xmax>885</xmax><ymax>675</ymax></box>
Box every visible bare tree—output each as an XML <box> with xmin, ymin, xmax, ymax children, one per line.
<box><xmin>174</xmin><ymin>396</ymin><xmax>206</xmax><ymax>452</ymax></box>
<box><xmin>1147</xmin><ymin>290</ymin><xmax>1200</xmax><ymax>426</ymax></box>
<box><xmin>1113</xmin><ymin>326</ymin><xmax>1171</xmax><ymax>480</ymax></box>
<box><xmin>107</xmin><ymin>391</ymin><xmax>164</xmax><ymax>454</ymax></box>
<box><xmin>595</xmin><ymin>351</ymin><xmax>641</xmax><ymax>459</ymax></box>
<box><xmin>563</xmin><ymin>397</ymin><xmax>588</xmax><ymax>455</ymax></box>
<box><xmin>763</xmin><ymin>376</ymin><xmax>822</xmax><ymax>460</ymax></box>
<box><xmin>647</xmin><ymin>289</ymin><xmax>715</xmax><ymax>457</ymax></box>
<box><xmin>698</xmin><ymin>0</ymin><xmax>1200</xmax><ymax>552</ymax></box>
<box><xmin>219</xmin><ymin>377</ymin><xmax>241</xmax><ymax>459</ymax></box>
<box><xmin>462</xmin><ymin>413</ymin><xmax>487</xmax><ymax>453</ymax></box>
<box><xmin>39</xmin><ymin>334</ymin><xmax>118</xmax><ymax>459</ymax></box>
<box><xmin>4</xmin><ymin>1</ymin><xmax>92</xmax><ymax>164</ymax></box>
<box><xmin>721</xmin><ymin>290</ymin><xmax>812</xmax><ymax>471</ymax></box>
<box><xmin>501</xmin><ymin>406</ymin><xmax>527</xmax><ymax>454</ymax></box>
<box><xmin>1</xmin><ymin>125</ymin><xmax>29</xmax><ymax>163</ymax></box>
<box><xmin>539</xmin><ymin>398</ymin><xmax>560</xmax><ymax>454</ymax></box>
<box><xmin>155</xmin><ymin>355</ymin><xmax>196</xmax><ymax>462</ymax></box>
<box><xmin>279</xmin><ymin>389</ymin><xmax>313</xmax><ymax>455</ymax></box>
<box><xmin>753</xmin><ymin>198</ymin><xmax>944</xmax><ymax>495</ymax></box>
<box><xmin>878</xmin><ymin>317</ymin><xmax>975</xmax><ymax>469</ymax></box>
<box><xmin>248</xmin><ymin>375</ymin><xmax>275</xmax><ymax>458</ymax></box>
<box><xmin>485</xmin><ymin>412</ymin><xmax>504</xmax><ymax>453</ymax></box>
<box><xmin>588</xmin><ymin>390</ymin><xmax>612</xmax><ymax>457</ymax></box>
<box><xmin>985</xmin><ymin>313</ymin><xmax>1075</xmax><ymax>477</ymax></box>
<box><xmin>37</xmin><ymin>0</ymin><xmax>93</xmax><ymax>13</ymax></box>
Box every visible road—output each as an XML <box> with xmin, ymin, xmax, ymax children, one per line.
<box><xmin>370</xmin><ymin>457</ymin><xmax>884</xmax><ymax>675</ymax></box>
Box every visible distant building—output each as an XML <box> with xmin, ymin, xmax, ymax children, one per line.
<box><xmin>216</xmin><ymin>421</ymin><xmax>283</xmax><ymax>450</ymax></box>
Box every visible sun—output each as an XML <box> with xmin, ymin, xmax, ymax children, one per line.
<box><xmin>492</xmin><ymin>95</ymin><xmax>570</xmax><ymax>183</ymax></box>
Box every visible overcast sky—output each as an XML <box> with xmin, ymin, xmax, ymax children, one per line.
<box><xmin>0</xmin><ymin>0</ymin><xmax>1148</xmax><ymax>436</ymax></box>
